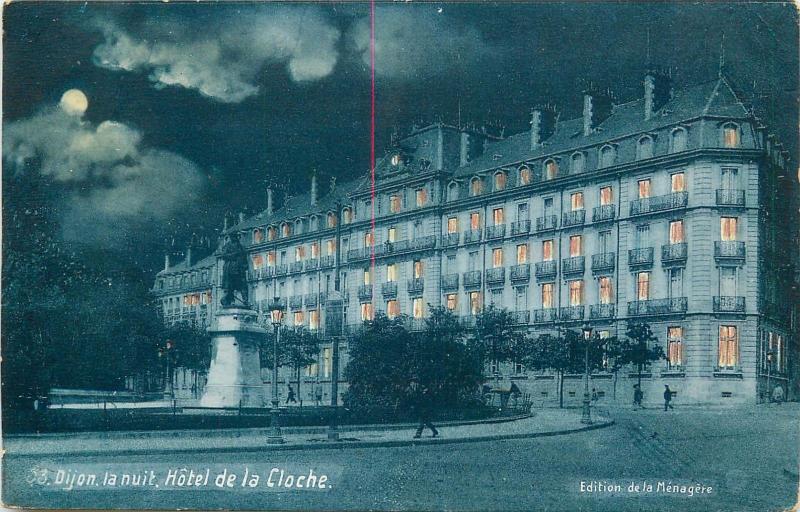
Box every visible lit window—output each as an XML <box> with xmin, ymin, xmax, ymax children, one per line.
<box><xmin>413</xmin><ymin>260</ymin><xmax>424</xmax><ymax>279</ymax></box>
<box><xmin>470</xmin><ymin>177</ymin><xmax>482</xmax><ymax>196</ymax></box>
<box><xmin>542</xmin><ymin>240</ymin><xmax>554</xmax><ymax>261</ymax></box>
<box><xmin>364</xmin><ymin>231</ymin><xmax>373</xmax><ymax>247</ymax></box>
<box><xmin>544</xmin><ymin>159</ymin><xmax>558</xmax><ymax>179</ymax></box>
<box><xmin>415</xmin><ymin>189</ymin><xmax>428</xmax><ymax>207</ymax></box>
<box><xmin>412</xmin><ymin>298</ymin><xmax>425</xmax><ymax>319</ymax></box>
<box><xmin>252</xmin><ymin>254</ymin><xmax>264</xmax><ymax>269</ymax></box>
<box><xmin>721</xmin><ymin>217</ymin><xmax>737</xmax><ymax>241</ymax></box>
<box><xmin>326</xmin><ymin>239</ymin><xmax>336</xmax><ymax>255</ymax></box>
<box><xmin>637</xmin><ymin>136</ymin><xmax>654</xmax><ymax>160</ymax></box>
<box><xmin>568</xmin><ymin>280</ymin><xmax>583</xmax><ymax>306</ymax></box>
<box><xmin>327</xmin><ymin>212</ymin><xmax>337</xmax><ymax>228</ymax></box>
<box><xmin>637</xmin><ymin>272</ymin><xmax>650</xmax><ymax>300</ymax></box>
<box><xmin>470</xmin><ymin>212</ymin><xmax>481</xmax><ymax>230</ymax></box>
<box><xmin>361</xmin><ymin>302</ymin><xmax>374</xmax><ymax>321</ymax></box>
<box><xmin>363</xmin><ymin>268</ymin><xmax>372</xmax><ymax>286</ymax></box>
<box><xmin>309</xmin><ymin>310</ymin><xmax>319</xmax><ymax>331</ymax></box>
<box><xmin>541</xmin><ymin>283</ymin><xmax>554</xmax><ymax>308</ymax></box>
<box><xmin>447</xmin><ymin>217</ymin><xmax>458</xmax><ymax>234</ymax></box>
<box><xmin>569</xmin><ymin>235</ymin><xmax>582</xmax><ymax>257</ymax></box>
<box><xmin>267</xmin><ymin>252</ymin><xmax>276</xmax><ymax>266</ymax></box>
<box><xmin>294</xmin><ymin>311</ymin><xmax>305</xmax><ymax>327</ymax></box>
<box><xmin>599</xmin><ymin>277</ymin><xmax>613</xmax><ymax>304</ymax></box>
<box><xmin>669</xmin><ymin>220</ymin><xmax>684</xmax><ymax>244</ymax></box>
<box><xmin>600</xmin><ymin>146</ymin><xmax>615</xmax><ymax>167</ymax></box>
<box><xmin>571</xmin><ymin>192</ymin><xmax>584</xmax><ymax>211</ymax></box>
<box><xmin>492</xmin><ymin>248</ymin><xmax>503</xmax><ymax>268</ymax></box>
<box><xmin>600</xmin><ymin>186</ymin><xmax>613</xmax><ymax>206</ymax></box>
<box><xmin>342</xmin><ymin>208</ymin><xmax>353</xmax><ymax>224</ymax></box>
<box><xmin>295</xmin><ymin>246</ymin><xmax>306</xmax><ymax>261</ymax></box>
<box><xmin>387</xmin><ymin>264</ymin><xmax>397</xmax><ymax>282</ymax></box>
<box><xmin>281</xmin><ymin>223</ymin><xmax>291</xmax><ymax>237</ymax></box>
<box><xmin>723</xmin><ymin>124</ymin><xmax>739</xmax><ymax>148</ymax></box>
<box><xmin>388</xmin><ymin>227</ymin><xmax>397</xmax><ymax>243</ymax></box>
<box><xmin>667</xmin><ymin>327</ymin><xmax>683</xmax><ymax>369</ymax></box>
<box><xmin>268</xmin><ymin>226</ymin><xmax>277</xmax><ymax>241</ymax></box>
<box><xmin>638</xmin><ymin>179</ymin><xmax>651</xmax><ymax>199</ymax></box>
<box><xmin>519</xmin><ymin>167</ymin><xmax>531</xmax><ymax>185</ymax></box>
<box><xmin>493</xmin><ymin>207</ymin><xmax>504</xmax><ymax>225</ymax></box>
<box><xmin>391</xmin><ymin>154</ymin><xmax>401</xmax><ymax>166</ymax></box>
<box><xmin>571</xmin><ymin>153</ymin><xmax>585</xmax><ymax>173</ymax></box>
<box><xmin>469</xmin><ymin>291</ymin><xmax>482</xmax><ymax>315</ymax></box>
<box><xmin>253</xmin><ymin>229</ymin><xmax>264</xmax><ymax>244</ymax></box>
<box><xmin>446</xmin><ymin>293</ymin><xmax>458</xmax><ymax>311</ymax></box>
<box><xmin>671</xmin><ymin>172</ymin><xmax>686</xmax><ymax>192</ymax></box>
<box><xmin>718</xmin><ymin>325</ymin><xmax>738</xmax><ymax>369</ymax></box>
<box><xmin>310</xmin><ymin>242</ymin><xmax>320</xmax><ymax>259</ymax></box>
<box><xmin>494</xmin><ymin>172</ymin><xmax>507</xmax><ymax>191</ymax></box>
<box><xmin>387</xmin><ymin>300</ymin><xmax>400</xmax><ymax>319</ymax></box>
<box><xmin>671</xmin><ymin>128</ymin><xmax>687</xmax><ymax>153</ymax></box>
<box><xmin>390</xmin><ymin>194</ymin><xmax>402</xmax><ymax>213</ymax></box>
<box><xmin>516</xmin><ymin>244</ymin><xmax>528</xmax><ymax>264</ymax></box>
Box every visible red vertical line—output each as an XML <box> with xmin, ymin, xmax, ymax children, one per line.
<box><xmin>369</xmin><ymin>0</ymin><xmax>377</xmax><ymax>292</ymax></box>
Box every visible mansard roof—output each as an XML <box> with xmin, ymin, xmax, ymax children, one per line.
<box><xmin>157</xmin><ymin>253</ymin><xmax>216</xmax><ymax>276</ymax></box>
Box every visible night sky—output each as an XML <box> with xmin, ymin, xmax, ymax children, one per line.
<box><xmin>3</xmin><ymin>2</ymin><xmax>798</xmax><ymax>279</ymax></box>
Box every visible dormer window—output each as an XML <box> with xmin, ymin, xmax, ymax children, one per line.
<box><xmin>342</xmin><ymin>207</ymin><xmax>353</xmax><ymax>224</ymax></box>
<box><xmin>599</xmin><ymin>145</ymin><xmax>616</xmax><ymax>168</ymax></box>
<box><xmin>671</xmin><ymin>127</ymin><xmax>687</xmax><ymax>153</ymax></box>
<box><xmin>267</xmin><ymin>226</ymin><xmax>277</xmax><ymax>241</ymax></box>
<box><xmin>570</xmin><ymin>153</ymin><xmax>585</xmax><ymax>174</ymax></box>
<box><xmin>281</xmin><ymin>222</ymin><xmax>291</xmax><ymax>238</ymax></box>
<box><xmin>722</xmin><ymin>123</ymin><xmax>740</xmax><ymax>148</ymax></box>
<box><xmin>637</xmin><ymin>135</ymin><xmax>654</xmax><ymax>160</ymax></box>
<box><xmin>470</xmin><ymin>177</ymin><xmax>482</xmax><ymax>196</ymax></box>
<box><xmin>327</xmin><ymin>212</ymin><xmax>337</xmax><ymax>229</ymax></box>
<box><xmin>252</xmin><ymin>228</ymin><xmax>264</xmax><ymax>244</ymax></box>
<box><xmin>494</xmin><ymin>171</ymin><xmax>507</xmax><ymax>191</ymax></box>
<box><xmin>310</xmin><ymin>215</ymin><xmax>319</xmax><ymax>231</ymax></box>
<box><xmin>391</xmin><ymin>154</ymin><xmax>401</xmax><ymax>166</ymax></box>
<box><xmin>544</xmin><ymin>159</ymin><xmax>558</xmax><ymax>180</ymax></box>
<box><xmin>447</xmin><ymin>182</ymin><xmax>459</xmax><ymax>201</ymax></box>
<box><xmin>519</xmin><ymin>166</ymin><xmax>531</xmax><ymax>185</ymax></box>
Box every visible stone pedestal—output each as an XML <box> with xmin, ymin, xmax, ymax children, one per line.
<box><xmin>200</xmin><ymin>308</ymin><xmax>266</xmax><ymax>408</ymax></box>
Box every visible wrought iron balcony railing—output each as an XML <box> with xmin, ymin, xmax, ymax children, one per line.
<box><xmin>535</xmin><ymin>260</ymin><xmax>557</xmax><ymax>279</ymax></box>
<box><xmin>562</xmin><ymin>256</ymin><xmax>585</xmax><ymax>275</ymax></box>
<box><xmin>510</xmin><ymin>220</ymin><xmax>531</xmax><ymax>236</ymax></box>
<box><xmin>463</xmin><ymin>229</ymin><xmax>482</xmax><ymax>244</ymax></box>
<box><xmin>410</xmin><ymin>235</ymin><xmax>437</xmax><ymax>251</ymax></box>
<box><xmin>304</xmin><ymin>259</ymin><xmax>319</xmax><ymax>271</ymax></box>
<box><xmin>510</xmin><ymin>263</ymin><xmax>531</xmax><ymax>282</ymax></box>
<box><xmin>357</xmin><ymin>284</ymin><xmax>373</xmax><ymax>301</ymax></box>
<box><xmin>536</xmin><ymin>215</ymin><xmax>558</xmax><ymax>232</ymax></box>
<box><xmin>486</xmin><ymin>224</ymin><xmax>506</xmax><ymax>240</ymax></box>
<box><xmin>289</xmin><ymin>295</ymin><xmax>303</xmax><ymax>309</ymax></box>
<box><xmin>714</xmin><ymin>241</ymin><xmax>745</xmax><ymax>260</ymax></box>
<box><xmin>533</xmin><ymin>308</ymin><xmax>558</xmax><ymax>324</ymax></box>
<box><xmin>441</xmin><ymin>274</ymin><xmax>459</xmax><ymax>291</ymax></box>
<box><xmin>627</xmin><ymin>297</ymin><xmax>687</xmax><ymax>316</ymax></box>
<box><xmin>661</xmin><ymin>243</ymin><xmax>688</xmax><ymax>264</ymax></box>
<box><xmin>485</xmin><ymin>267</ymin><xmax>505</xmax><ymax>286</ymax></box>
<box><xmin>512</xmin><ymin>310</ymin><xmax>531</xmax><ymax>325</ymax></box>
<box><xmin>463</xmin><ymin>270</ymin><xmax>482</xmax><ymax>288</ymax></box>
<box><xmin>407</xmin><ymin>278</ymin><xmax>425</xmax><ymax>295</ymax></box>
<box><xmin>442</xmin><ymin>232</ymin><xmax>460</xmax><ymax>247</ymax></box>
<box><xmin>560</xmin><ymin>305</ymin><xmax>585</xmax><ymax>321</ymax></box>
<box><xmin>290</xmin><ymin>261</ymin><xmax>304</xmax><ymax>273</ymax></box>
<box><xmin>592</xmin><ymin>204</ymin><xmax>615</xmax><ymax>223</ymax></box>
<box><xmin>319</xmin><ymin>256</ymin><xmax>335</xmax><ymax>268</ymax></box>
<box><xmin>562</xmin><ymin>209</ymin><xmax>586</xmax><ymax>228</ymax></box>
<box><xmin>713</xmin><ymin>296</ymin><xmax>745</xmax><ymax>313</ymax></box>
<box><xmin>629</xmin><ymin>191</ymin><xmax>688</xmax><ymax>216</ymax></box>
<box><xmin>591</xmin><ymin>252</ymin><xmax>615</xmax><ymax>273</ymax></box>
<box><xmin>628</xmin><ymin>247</ymin><xmax>654</xmax><ymax>267</ymax></box>
<box><xmin>304</xmin><ymin>293</ymin><xmax>318</xmax><ymax>307</ymax></box>
<box><xmin>589</xmin><ymin>303</ymin><xmax>615</xmax><ymax>319</ymax></box>
<box><xmin>382</xmin><ymin>281</ymin><xmax>398</xmax><ymax>298</ymax></box>
<box><xmin>716</xmin><ymin>189</ymin><xmax>745</xmax><ymax>207</ymax></box>
<box><xmin>275</xmin><ymin>264</ymin><xmax>288</xmax><ymax>276</ymax></box>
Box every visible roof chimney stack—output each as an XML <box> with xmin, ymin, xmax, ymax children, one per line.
<box><xmin>266</xmin><ymin>187</ymin><xmax>274</xmax><ymax>216</ymax></box>
<box><xmin>164</xmin><ymin>253</ymin><xmax>170</xmax><ymax>271</ymax></box>
<box><xmin>530</xmin><ymin>104</ymin><xmax>557</xmax><ymax>150</ymax></box>
<box><xmin>644</xmin><ymin>70</ymin><xmax>672</xmax><ymax>120</ymax></box>
<box><xmin>582</xmin><ymin>86</ymin><xmax>613</xmax><ymax>136</ymax></box>
<box><xmin>310</xmin><ymin>172</ymin><xmax>318</xmax><ymax>206</ymax></box>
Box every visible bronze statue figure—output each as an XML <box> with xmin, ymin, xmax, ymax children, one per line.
<box><xmin>219</xmin><ymin>233</ymin><xmax>249</xmax><ymax>308</ymax></box>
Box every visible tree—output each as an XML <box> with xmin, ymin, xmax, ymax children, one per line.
<box><xmin>474</xmin><ymin>305</ymin><xmax>525</xmax><ymax>380</ymax></box>
<box><xmin>282</xmin><ymin>327</ymin><xmax>322</xmax><ymax>405</ymax></box>
<box><xmin>607</xmin><ymin>322</ymin><xmax>666</xmax><ymax>388</ymax></box>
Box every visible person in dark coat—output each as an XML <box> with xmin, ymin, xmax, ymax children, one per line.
<box><xmin>286</xmin><ymin>384</ymin><xmax>297</xmax><ymax>404</ymax></box>
<box><xmin>663</xmin><ymin>385</ymin><xmax>674</xmax><ymax>411</ymax></box>
<box><xmin>633</xmin><ymin>385</ymin><xmax>644</xmax><ymax>409</ymax></box>
<box><xmin>411</xmin><ymin>381</ymin><xmax>438</xmax><ymax>438</ymax></box>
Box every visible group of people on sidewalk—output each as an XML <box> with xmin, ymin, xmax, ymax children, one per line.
<box><xmin>632</xmin><ymin>384</ymin><xmax>675</xmax><ymax>411</ymax></box>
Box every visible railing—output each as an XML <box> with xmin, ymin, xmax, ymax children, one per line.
<box><xmin>716</xmin><ymin>189</ymin><xmax>745</xmax><ymax>207</ymax></box>
<box><xmin>535</xmin><ymin>260</ymin><xmax>557</xmax><ymax>279</ymax></box>
<box><xmin>714</xmin><ymin>296</ymin><xmax>745</xmax><ymax>313</ymax></box>
<box><xmin>591</xmin><ymin>252</ymin><xmax>615</xmax><ymax>272</ymax></box>
<box><xmin>382</xmin><ymin>281</ymin><xmax>398</xmax><ymax>298</ymax></box>
<box><xmin>290</xmin><ymin>261</ymin><xmax>304</xmax><ymax>273</ymax></box>
<box><xmin>589</xmin><ymin>303</ymin><xmax>615</xmax><ymax>319</ymax></box>
<box><xmin>512</xmin><ymin>310</ymin><xmax>530</xmax><ymax>325</ymax></box>
<box><xmin>562</xmin><ymin>256</ymin><xmax>585</xmax><ymax>275</ymax></box>
<box><xmin>441</xmin><ymin>274</ymin><xmax>459</xmax><ymax>291</ymax></box>
<box><xmin>319</xmin><ymin>256</ymin><xmax>335</xmax><ymax>268</ymax></box>
<box><xmin>410</xmin><ymin>235</ymin><xmax>437</xmax><ymax>251</ymax></box>
<box><xmin>661</xmin><ymin>243</ymin><xmax>688</xmax><ymax>264</ymax></box>
<box><xmin>629</xmin><ymin>191</ymin><xmax>688</xmax><ymax>216</ymax></box>
<box><xmin>275</xmin><ymin>264</ymin><xmax>288</xmax><ymax>276</ymax></box>
<box><xmin>627</xmin><ymin>297</ymin><xmax>687</xmax><ymax>316</ymax></box>
<box><xmin>347</xmin><ymin>247</ymin><xmax>372</xmax><ymax>261</ymax></box>
<box><xmin>463</xmin><ymin>270</ymin><xmax>482</xmax><ymax>288</ymax></box>
<box><xmin>442</xmin><ymin>232</ymin><xmax>460</xmax><ymax>248</ymax></box>
<box><xmin>628</xmin><ymin>247</ymin><xmax>654</xmax><ymax>267</ymax></box>
<box><xmin>533</xmin><ymin>308</ymin><xmax>558</xmax><ymax>323</ymax></box>
<box><xmin>289</xmin><ymin>295</ymin><xmax>303</xmax><ymax>309</ymax></box>
<box><xmin>304</xmin><ymin>259</ymin><xmax>319</xmax><ymax>271</ymax></box>
<box><xmin>560</xmin><ymin>305</ymin><xmax>585</xmax><ymax>321</ymax></box>
<box><xmin>485</xmin><ymin>268</ymin><xmax>505</xmax><ymax>285</ymax></box>
<box><xmin>486</xmin><ymin>224</ymin><xmax>506</xmax><ymax>240</ymax></box>
<box><xmin>510</xmin><ymin>220</ymin><xmax>531</xmax><ymax>236</ymax></box>
<box><xmin>464</xmin><ymin>229</ymin><xmax>482</xmax><ymax>244</ymax></box>
<box><xmin>305</xmin><ymin>293</ymin><xmax>318</xmax><ymax>307</ymax></box>
<box><xmin>592</xmin><ymin>205</ymin><xmax>615</xmax><ymax>223</ymax></box>
<box><xmin>357</xmin><ymin>284</ymin><xmax>373</xmax><ymax>301</ymax></box>
<box><xmin>510</xmin><ymin>264</ymin><xmax>530</xmax><ymax>282</ymax></box>
<box><xmin>536</xmin><ymin>215</ymin><xmax>558</xmax><ymax>232</ymax></box>
<box><xmin>562</xmin><ymin>209</ymin><xmax>585</xmax><ymax>228</ymax></box>
<box><xmin>714</xmin><ymin>241</ymin><xmax>746</xmax><ymax>260</ymax></box>
<box><xmin>405</xmin><ymin>318</ymin><xmax>426</xmax><ymax>332</ymax></box>
<box><xmin>407</xmin><ymin>278</ymin><xmax>425</xmax><ymax>295</ymax></box>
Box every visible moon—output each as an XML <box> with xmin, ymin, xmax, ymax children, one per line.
<box><xmin>59</xmin><ymin>89</ymin><xmax>88</xmax><ymax>116</ymax></box>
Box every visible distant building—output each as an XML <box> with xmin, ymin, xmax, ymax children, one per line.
<box><xmin>152</xmin><ymin>73</ymin><xmax>798</xmax><ymax>405</ymax></box>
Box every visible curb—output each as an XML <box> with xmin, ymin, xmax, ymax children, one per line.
<box><xmin>6</xmin><ymin>418</ymin><xmax>614</xmax><ymax>458</ymax></box>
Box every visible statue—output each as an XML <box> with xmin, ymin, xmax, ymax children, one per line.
<box><xmin>219</xmin><ymin>232</ymin><xmax>249</xmax><ymax>308</ymax></box>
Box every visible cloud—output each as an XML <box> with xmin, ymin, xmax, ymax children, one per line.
<box><xmin>3</xmin><ymin>105</ymin><xmax>206</xmax><ymax>245</ymax></box>
<box><xmin>91</xmin><ymin>8</ymin><xmax>341</xmax><ymax>103</ymax></box>
<box><xmin>348</xmin><ymin>6</ymin><xmax>493</xmax><ymax>80</ymax></box>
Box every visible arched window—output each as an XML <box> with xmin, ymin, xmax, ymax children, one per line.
<box><xmin>326</xmin><ymin>212</ymin><xmax>337</xmax><ymax>228</ymax></box>
<box><xmin>671</xmin><ymin>127</ymin><xmax>687</xmax><ymax>153</ymax></box>
<box><xmin>518</xmin><ymin>166</ymin><xmax>531</xmax><ymax>185</ymax></box>
<box><xmin>544</xmin><ymin>159</ymin><xmax>558</xmax><ymax>180</ymax></box>
<box><xmin>342</xmin><ymin>207</ymin><xmax>353</xmax><ymax>224</ymax></box>
<box><xmin>722</xmin><ymin>123</ymin><xmax>740</xmax><ymax>148</ymax></box>
<box><xmin>470</xmin><ymin>177</ymin><xmax>482</xmax><ymax>196</ymax></box>
<box><xmin>310</xmin><ymin>215</ymin><xmax>319</xmax><ymax>231</ymax></box>
<box><xmin>281</xmin><ymin>222</ymin><xmax>291</xmax><ymax>237</ymax></box>
<box><xmin>599</xmin><ymin>145</ymin><xmax>616</xmax><ymax>168</ymax></box>
<box><xmin>447</xmin><ymin>182</ymin><xmax>459</xmax><ymax>201</ymax></box>
<box><xmin>570</xmin><ymin>153</ymin><xmax>585</xmax><ymax>174</ymax></box>
<box><xmin>294</xmin><ymin>219</ymin><xmax>303</xmax><ymax>235</ymax></box>
<box><xmin>267</xmin><ymin>226</ymin><xmax>277</xmax><ymax>241</ymax></box>
<box><xmin>494</xmin><ymin>171</ymin><xmax>507</xmax><ymax>191</ymax></box>
<box><xmin>252</xmin><ymin>228</ymin><xmax>263</xmax><ymax>244</ymax></box>
<box><xmin>637</xmin><ymin>136</ymin><xmax>654</xmax><ymax>160</ymax></box>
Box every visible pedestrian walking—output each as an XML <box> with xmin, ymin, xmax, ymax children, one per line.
<box><xmin>286</xmin><ymin>384</ymin><xmax>297</xmax><ymax>404</ymax></box>
<box><xmin>663</xmin><ymin>385</ymin><xmax>674</xmax><ymax>411</ymax></box>
<box><xmin>591</xmin><ymin>388</ymin><xmax>599</xmax><ymax>402</ymax></box>
<box><xmin>633</xmin><ymin>385</ymin><xmax>643</xmax><ymax>410</ymax></box>
<box><xmin>411</xmin><ymin>380</ymin><xmax>438</xmax><ymax>439</ymax></box>
<box><xmin>772</xmin><ymin>385</ymin><xmax>784</xmax><ymax>404</ymax></box>
<box><xmin>314</xmin><ymin>380</ymin><xmax>323</xmax><ymax>406</ymax></box>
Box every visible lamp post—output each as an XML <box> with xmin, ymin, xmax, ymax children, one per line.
<box><xmin>766</xmin><ymin>349</ymin><xmax>774</xmax><ymax>403</ymax></box>
<box><xmin>268</xmin><ymin>298</ymin><xmax>285</xmax><ymax>444</ymax></box>
<box><xmin>581</xmin><ymin>325</ymin><xmax>593</xmax><ymax>425</ymax></box>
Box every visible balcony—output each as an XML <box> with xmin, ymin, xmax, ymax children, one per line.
<box><xmin>382</xmin><ymin>281</ymin><xmax>398</xmax><ymax>298</ymax></box>
<box><xmin>533</xmin><ymin>308</ymin><xmax>558</xmax><ymax>324</ymax></box>
<box><xmin>305</xmin><ymin>293</ymin><xmax>318</xmax><ymax>307</ymax></box>
<box><xmin>661</xmin><ymin>243</ymin><xmax>688</xmax><ymax>265</ymax></box>
<box><xmin>536</xmin><ymin>215</ymin><xmax>558</xmax><ymax>232</ymax></box>
<box><xmin>485</xmin><ymin>268</ymin><xmax>505</xmax><ymax>286</ymax></box>
<box><xmin>405</xmin><ymin>318</ymin><xmax>426</xmax><ymax>332</ymax></box>
<box><xmin>627</xmin><ymin>297</ymin><xmax>688</xmax><ymax>316</ymax></box>
<box><xmin>628</xmin><ymin>247</ymin><xmax>654</xmax><ymax>268</ymax></box>
<box><xmin>561</xmin><ymin>256</ymin><xmax>585</xmax><ymax>275</ymax></box>
<box><xmin>289</xmin><ymin>295</ymin><xmax>303</xmax><ymax>310</ymax></box>
<box><xmin>348</xmin><ymin>247</ymin><xmax>372</xmax><ymax>261</ymax></box>
<box><xmin>441</xmin><ymin>274</ymin><xmax>459</xmax><ymax>291</ymax></box>
<box><xmin>591</xmin><ymin>252</ymin><xmax>616</xmax><ymax>273</ymax></box>
<box><xmin>304</xmin><ymin>259</ymin><xmax>319</xmax><ymax>271</ymax></box>
<box><xmin>629</xmin><ymin>191</ymin><xmax>688</xmax><ymax>216</ymax></box>
<box><xmin>357</xmin><ymin>284</ymin><xmax>373</xmax><ymax>301</ymax></box>
<box><xmin>716</xmin><ymin>189</ymin><xmax>745</xmax><ymax>207</ymax></box>
<box><xmin>464</xmin><ymin>229</ymin><xmax>482</xmax><ymax>244</ymax></box>
<box><xmin>560</xmin><ymin>305</ymin><xmax>585</xmax><ymax>322</ymax></box>
<box><xmin>510</xmin><ymin>264</ymin><xmax>531</xmax><ymax>282</ymax></box>
<box><xmin>463</xmin><ymin>270</ymin><xmax>482</xmax><ymax>289</ymax></box>
<box><xmin>442</xmin><ymin>232</ymin><xmax>460</xmax><ymax>248</ymax></box>
<box><xmin>410</xmin><ymin>235</ymin><xmax>437</xmax><ymax>251</ymax></box>
<box><xmin>592</xmin><ymin>204</ymin><xmax>615</xmax><ymax>223</ymax></box>
<box><xmin>589</xmin><ymin>303</ymin><xmax>616</xmax><ymax>319</ymax></box>
<box><xmin>562</xmin><ymin>209</ymin><xmax>585</xmax><ymax>228</ymax></box>
<box><xmin>319</xmin><ymin>256</ymin><xmax>335</xmax><ymax>268</ymax></box>
<box><xmin>535</xmin><ymin>260</ymin><xmax>557</xmax><ymax>280</ymax></box>
<box><xmin>714</xmin><ymin>296</ymin><xmax>745</xmax><ymax>313</ymax></box>
<box><xmin>714</xmin><ymin>241</ymin><xmax>745</xmax><ymax>261</ymax></box>
<box><xmin>512</xmin><ymin>310</ymin><xmax>531</xmax><ymax>325</ymax></box>
<box><xmin>290</xmin><ymin>261</ymin><xmax>304</xmax><ymax>273</ymax></box>
<box><xmin>459</xmin><ymin>315</ymin><xmax>478</xmax><ymax>329</ymax></box>
<box><xmin>510</xmin><ymin>220</ymin><xmax>531</xmax><ymax>236</ymax></box>
<box><xmin>486</xmin><ymin>224</ymin><xmax>506</xmax><ymax>240</ymax></box>
<box><xmin>275</xmin><ymin>264</ymin><xmax>288</xmax><ymax>276</ymax></box>
<box><xmin>407</xmin><ymin>278</ymin><xmax>425</xmax><ymax>295</ymax></box>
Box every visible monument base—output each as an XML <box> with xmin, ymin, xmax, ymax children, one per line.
<box><xmin>200</xmin><ymin>307</ymin><xmax>266</xmax><ymax>408</ymax></box>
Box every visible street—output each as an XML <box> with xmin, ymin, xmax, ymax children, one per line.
<box><xmin>3</xmin><ymin>404</ymin><xmax>798</xmax><ymax>511</ymax></box>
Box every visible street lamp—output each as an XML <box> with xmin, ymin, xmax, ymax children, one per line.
<box><xmin>766</xmin><ymin>349</ymin><xmax>775</xmax><ymax>403</ymax></box>
<box><xmin>267</xmin><ymin>298</ymin><xmax>285</xmax><ymax>444</ymax></box>
<box><xmin>581</xmin><ymin>325</ymin><xmax>593</xmax><ymax>425</ymax></box>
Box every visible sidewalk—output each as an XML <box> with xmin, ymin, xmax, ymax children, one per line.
<box><xmin>4</xmin><ymin>410</ymin><xmax>613</xmax><ymax>457</ymax></box>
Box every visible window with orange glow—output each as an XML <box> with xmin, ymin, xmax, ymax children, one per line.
<box><xmin>492</xmin><ymin>248</ymin><xmax>503</xmax><ymax>268</ymax></box>
<box><xmin>363</xmin><ymin>268</ymin><xmax>372</xmax><ymax>285</ymax></box>
<box><xmin>267</xmin><ymin>226</ymin><xmax>277</xmax><ymax>241</ymax></box>
<box><xmin>568</xmin><ymin>280</ymin><xmax>583</xmax><ymax>306</ymax></box>
<box><xmin>723</xmin><ymin>125</ymin><xmax>739</xmax><ymax>148</ymax></box>
<box><xmin>389</xmin><ymin>194</ymin><xmax>402</xmax><ymax>213</ymax></box>
<box><xmin>364</xmin><ymin>231</ymin><xmax>373</xmax><ymax>247</ymax></box>
<box><xmin>718</xmin><ymin>325</ymin><xmax>738</xmax><ymax>368</ymax></box>
<box><xmin>569</xmin><ymin>235</ymin><xmax>582</xmax><ymax>257</ymax></box>
<box><xmin>413</xmin><ymin>260</ymin><xmax>424</xmax><ymax>279</ymax></box>
<box><xmin>516</xmin><ymin>244</ymin><xmax>528</xmax><ymax>264</ymax></box>
<box><xmin>637</xmin><ymin>272</ymin><xmax>650</xmax><ymax>300</ymax></box>
<box><xmin>326</xmin><ymin>239</ymin><xmax>336</xmax><ymax>255</ymax></box>
<box><xmin>600</xmin><ymin>186</ymin><xmax>613</xmax><ymax>205</ymax></box>
<box><xmin>387</xmin><ymin>264</ymin><xmax>397</xmax><ymax>282</ymax></box>
<box><xmin>599</xmin><ymin>277</ymin><xmax>613</xmax><ymax>304</ymax></box>
<box><xmin>415</xmin><ymin>188</ymin><xmax>428</xmax><ymax>207</ymax></box>
<box><xmin>253</xmin><ymin>229</ymin><xmax>263</xmax><ymax>244</ymax></box>
<box><xmin>470</xmin><ymin>177</ymin><xmax>482</xmax><ymax>196</ymax></box>
<box><xmin>361</xmin><ymin>302</ymin><xmax>374</xmax><ymax>321</ymax></box>
<box><xmin>669</xmin><ymin>220</ymin><xmax>684</xmax><ymax>244</ymax></box>
<box><xmin>388</xmin><ymin>227</ymin><xmax>397</xmax><ymax>242</ymax></box>
<box><xmin>342</xmin><ymin>208</ymin><xmax>353</xmax><ymax>224</ymax></box>
<box><xmin>267</xmin><ymin>251</ymin><xmax>276</xmax><ymax>266</ymax></box>
<box><xmin>252</xmin><ymin>254</ymin><xmax>264</xmax><ymax>269</ymax></box>
<box><xmin>412</xmin><ymin>298</ymin><xmax>425</xmax><ymax>319</ymax></box>
<box><xmin>542</xmin><ymin>240</ymin><xmax>554</xmax><ymax>261</ymax></box>
<box><xmin>493</xmin><ymin>207</ymin><xmax>504</xmax><ymax>225</ymax></box>
<box><xmin>310</xmin><ymin>242</ymin><xmax>320</xmax><ymax>259</ymax></box>
<box><xmin>294</xmin><ymin>311</ymin><xmax>305</xmax><ymax>326</ymax></box>
<box><xmin>571</xmin><ymin>192</ymin><xmax>584</xmax><ymax>211</ymax></box>
<box><xmin>295</xmin><ymin>246</ymin><xmax>306</xmax><ymax>261</ymax></box>
<box><xmin>327</xmin><ymin>213</ymin><xmax>337</xmax><ymax>228</ymax></box>
<box><xmin>638</xmin><ymin>179</ymin><xmax>651</xmax><ymax>199</ymax></box>
<box><xmin>470</xmin><ymin>212</ymin><xmax>481</xmax><ymax>230</ymax></box>
<box><xmin>541</xmin><ymin>283</ymin><xmax>554</xmax><ymax>308</ymax></box>
<box><xmin>494</xmin><ymin>172</ymin><xmax>507</xmax><ymax>191</ymax></box>
<box><xmin>281</xmin><ymin>223</ymin><xmax>291</xmax><ymax>237</ymax></box>
<box><xmin>447</xmin><ymin>217</ymin><xmax>458</xmax><ymax>234</ymax></box>
<box><xmin>671</xmin><ymin>172</ymin><xmax>686</xmax><ymax>192</ymax></box>
<box><xmin>720</xmin><ymin>217</ymin><xmax>737</xmax><ymax>241</ymax></box>
<box><xmin>519</xmin><ymin>167</ymin><xmax>531</xmax><ymax>185</ymax></box>
<box><xmin>545</xmin><ymin>159</ymin><xmax>557</xmax><ymax>179</ymax></box>
<box><xmin>387</xmin><ymin>300</ymin><xmax>400</xmax><ymax>319</ymax></box>
<box><xmin>309</xmin><ymin>310</ymin><xmax>319</xmax><ymax>330</ymax></box>
<box><xmin>469</xmin><ymin>291</ymin><xmax>481</xmax><ymax>315</ymax></box>
<box><xmin>446</xmin><ymin>294</ymin><xmax>458</xmax><ymax>311</ymax></box>
<box><xmin>668</xmin><ymin>326</ymin><xmax>683</xmax><ymax>369</ymax></box>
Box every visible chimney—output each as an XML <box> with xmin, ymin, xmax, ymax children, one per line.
<box><xmin>310</xmin><ymin>173</ymin><xmax>318</xmax><ymax>206</ymax></box>
<box><xmin>238</xmin><ymin>212</ymin><xmax>245</xmax><ymax>224</ymax></box>
<box><xmin>266</xmin><ymin>187</ymin><xmax>274</xmax><ymax>215</ymax></box>
<box><xmin>185</xmin><ymin>246</ymin><xmax>193</xmax><ymax>267</ymax></box>
<box><xmin>644</xmin><ymin>70</ymin><xmax>672</xmax><ymax>120</ymax></box>
<box><xmin>582</xmin><ymin>87</ymin><xmax>613</xmax><ymax>136</ymax></box>
<box><xmin>530</xmin><ymin>105</ymin><xmax>557</xmax><ymax>150</ymax></box>
<box><xmin>164</xmin><ymin>253</ymin><xmax>170</xmax><ymax>271</ymax></box>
